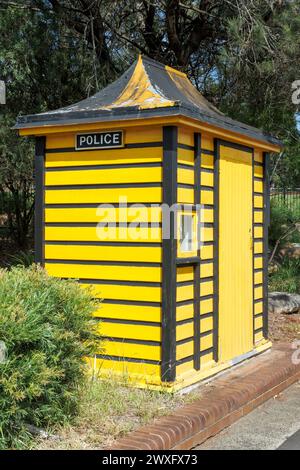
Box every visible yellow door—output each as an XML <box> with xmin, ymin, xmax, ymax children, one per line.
<box><xmin>218</xmin><ymin>143</ymin><xmax>253</xmax><ymax>362</ymax></box>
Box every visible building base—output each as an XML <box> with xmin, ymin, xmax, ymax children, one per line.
<box><xmin>87</xmin><ymin>340</ymin><xmax>272</xmax><ymax>392</ymax></box>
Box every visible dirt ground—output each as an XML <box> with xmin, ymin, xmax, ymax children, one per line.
<box><xmin>269</xmin><ymin>310</ymin><xmax>300</xmax><ymax>342</ymax></box>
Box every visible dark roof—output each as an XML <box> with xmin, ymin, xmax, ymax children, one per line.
<box><xmin>15</xmin><ymin>56</ymin><xmax>282</xmax><ymax>148</ymax></box>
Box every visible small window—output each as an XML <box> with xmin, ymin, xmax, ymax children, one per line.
<box><xmin>180</xmin><ymin>214</ymin><xmax>194</xmax><ymax>253</ymax></box>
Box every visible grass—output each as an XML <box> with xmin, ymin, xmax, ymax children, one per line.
<box><xmin>269</xmin><ymin>257</ymin><xmax>300</xmax><ymax>294</ymax></box>
<box><xmin>5</xmin><ymin>249</ymin><xmax>34</xmax><ymax>267</ymax></box>
<box><xmin>35</xmin><ymin>377</ymin><xmax>201</xmax><ymax>450</ymax></box>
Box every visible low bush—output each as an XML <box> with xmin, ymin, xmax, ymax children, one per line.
<box><xmin>0</xmin><ymin>265</ymin><xmax>99</xmax><ymax>449</ymax></box>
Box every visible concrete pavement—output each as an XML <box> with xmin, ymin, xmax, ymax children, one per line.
<box><xmin>196</xmin><ymin>381</ymin><xmax>300</xmax><ymax>450</ymax></box>
<box><xmin>278</xmin><ymin>429</ymin><xmax>300</xmax><ymax>450</ymax></box>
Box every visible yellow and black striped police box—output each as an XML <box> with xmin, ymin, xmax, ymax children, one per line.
<box><xmin>15</xmin><ymin>56</ymin><xmax>282</xmax><ymax>390</ymax></box>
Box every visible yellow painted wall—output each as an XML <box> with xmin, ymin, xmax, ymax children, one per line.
<box><xmin>44</xmin><ymin>126</ymin><xmax>163</xmax><ymax>386</ymax></box>
<box><xmin>42</xmin><ymin>122</ymin><xmax>267</xmax><ymax>389</ymax></box>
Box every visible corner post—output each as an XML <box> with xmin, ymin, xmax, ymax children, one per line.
<box><xmin>161</xmin><ymin>126</ymin><xmax>178</xmax><ymax>382</ymax></box>
<box><xmin>263</xmin><ymin>152</ymin><xmax>270</xmax><ymax>338</ymax></box>
<box><xmin>193</xmin><ymin>133</ymin><xmax>201</xmax><ymax>370</ymax></box>
<box><xmin>213</xmin><ymin>139</ymin><xmax>220</xmax><ymax>362</ymax></box>
<box><xmin>252</xmin><ymin>149</ymin><xmax>255</xmax><ymax>345</ymax></box>
<box><xmin>34</xmin><ymin>137</ymin><xmax>45</xmax><ymax>265</ymax></box>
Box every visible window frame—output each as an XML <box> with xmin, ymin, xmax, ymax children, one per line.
<box><xmin>177</xmin><ymin>210</ymin><xmax>198</xmax><ymax>259</ymax></box>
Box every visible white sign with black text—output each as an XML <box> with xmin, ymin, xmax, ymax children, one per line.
<box><xmin>75</xmin><ymin>131</ymin><xmax>123</xmax><ymax>150</ymax></box>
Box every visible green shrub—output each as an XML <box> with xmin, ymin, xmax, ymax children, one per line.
<box><xmin>269</xmin><ymin>257</ymin><xmax>300</xmax><ymax>293</ymax></box>
<box><xmin>269</xmin><ymin>200</ymin><xmax>300</xmax><ymax>252</ymax></box>
<box><xmin>0</xmin><ymin>265</ymin><xmax>99</xmax><ymax>449</ymax></box>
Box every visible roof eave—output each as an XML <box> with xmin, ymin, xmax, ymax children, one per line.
<box><xmin>15</xmin><ymin>104</ymin><xmax>283</xmax><ymax>150</ymax></box>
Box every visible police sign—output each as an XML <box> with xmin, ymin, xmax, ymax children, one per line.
<box><xmin>76</xmin><ymin>131</ymin><xmax>123</xmax><ymax>150</ymax></box>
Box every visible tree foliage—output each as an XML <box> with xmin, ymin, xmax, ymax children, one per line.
<box><xmin>0</xmin><ymin>2</ymin><xmax>99</xmax><ymax>246</ymax></box>
<box><xmin>0</xmin><ymin>0</ymin><xmax>299</xmax><ymax>245</ymax></box>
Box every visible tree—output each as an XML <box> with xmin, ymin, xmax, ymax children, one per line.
<box><xmin>31</xmin><ymin>1</ymin><xmax>300</xmax><ymax>164</ymax></box>
<box><xmin>0</xmin><ymin>0</ymin><xmax>299</xmax><ymax>248</ymax></box>
<box><xmin>0</xmin><ymin>118</ymin><xmax>34</xmax><ymax>248</ymax></box>
<box><xmin>0</xmin><ymin>2</ymin><xmax>102</xmax><ymax>246</ymax></box>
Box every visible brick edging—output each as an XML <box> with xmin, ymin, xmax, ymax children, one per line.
<box><xmin>109</xmin><ymin>344</ymin><xmax>300</xmax><ymax>450</ymax></box>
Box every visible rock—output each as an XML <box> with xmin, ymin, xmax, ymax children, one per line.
<box><xmin>268</xmin><ymin>292</ymin><xmax>300</xmax><ymax>315</ymax></box>
<box><xmin>25</xmin><ymin>423</ymin><xmax>59</xmax><ymax>440</ymax></box>
<box><xmin>279</xmin><ymin>243</ymin><xmax>300</xmax><ymax>259</ymax></box>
